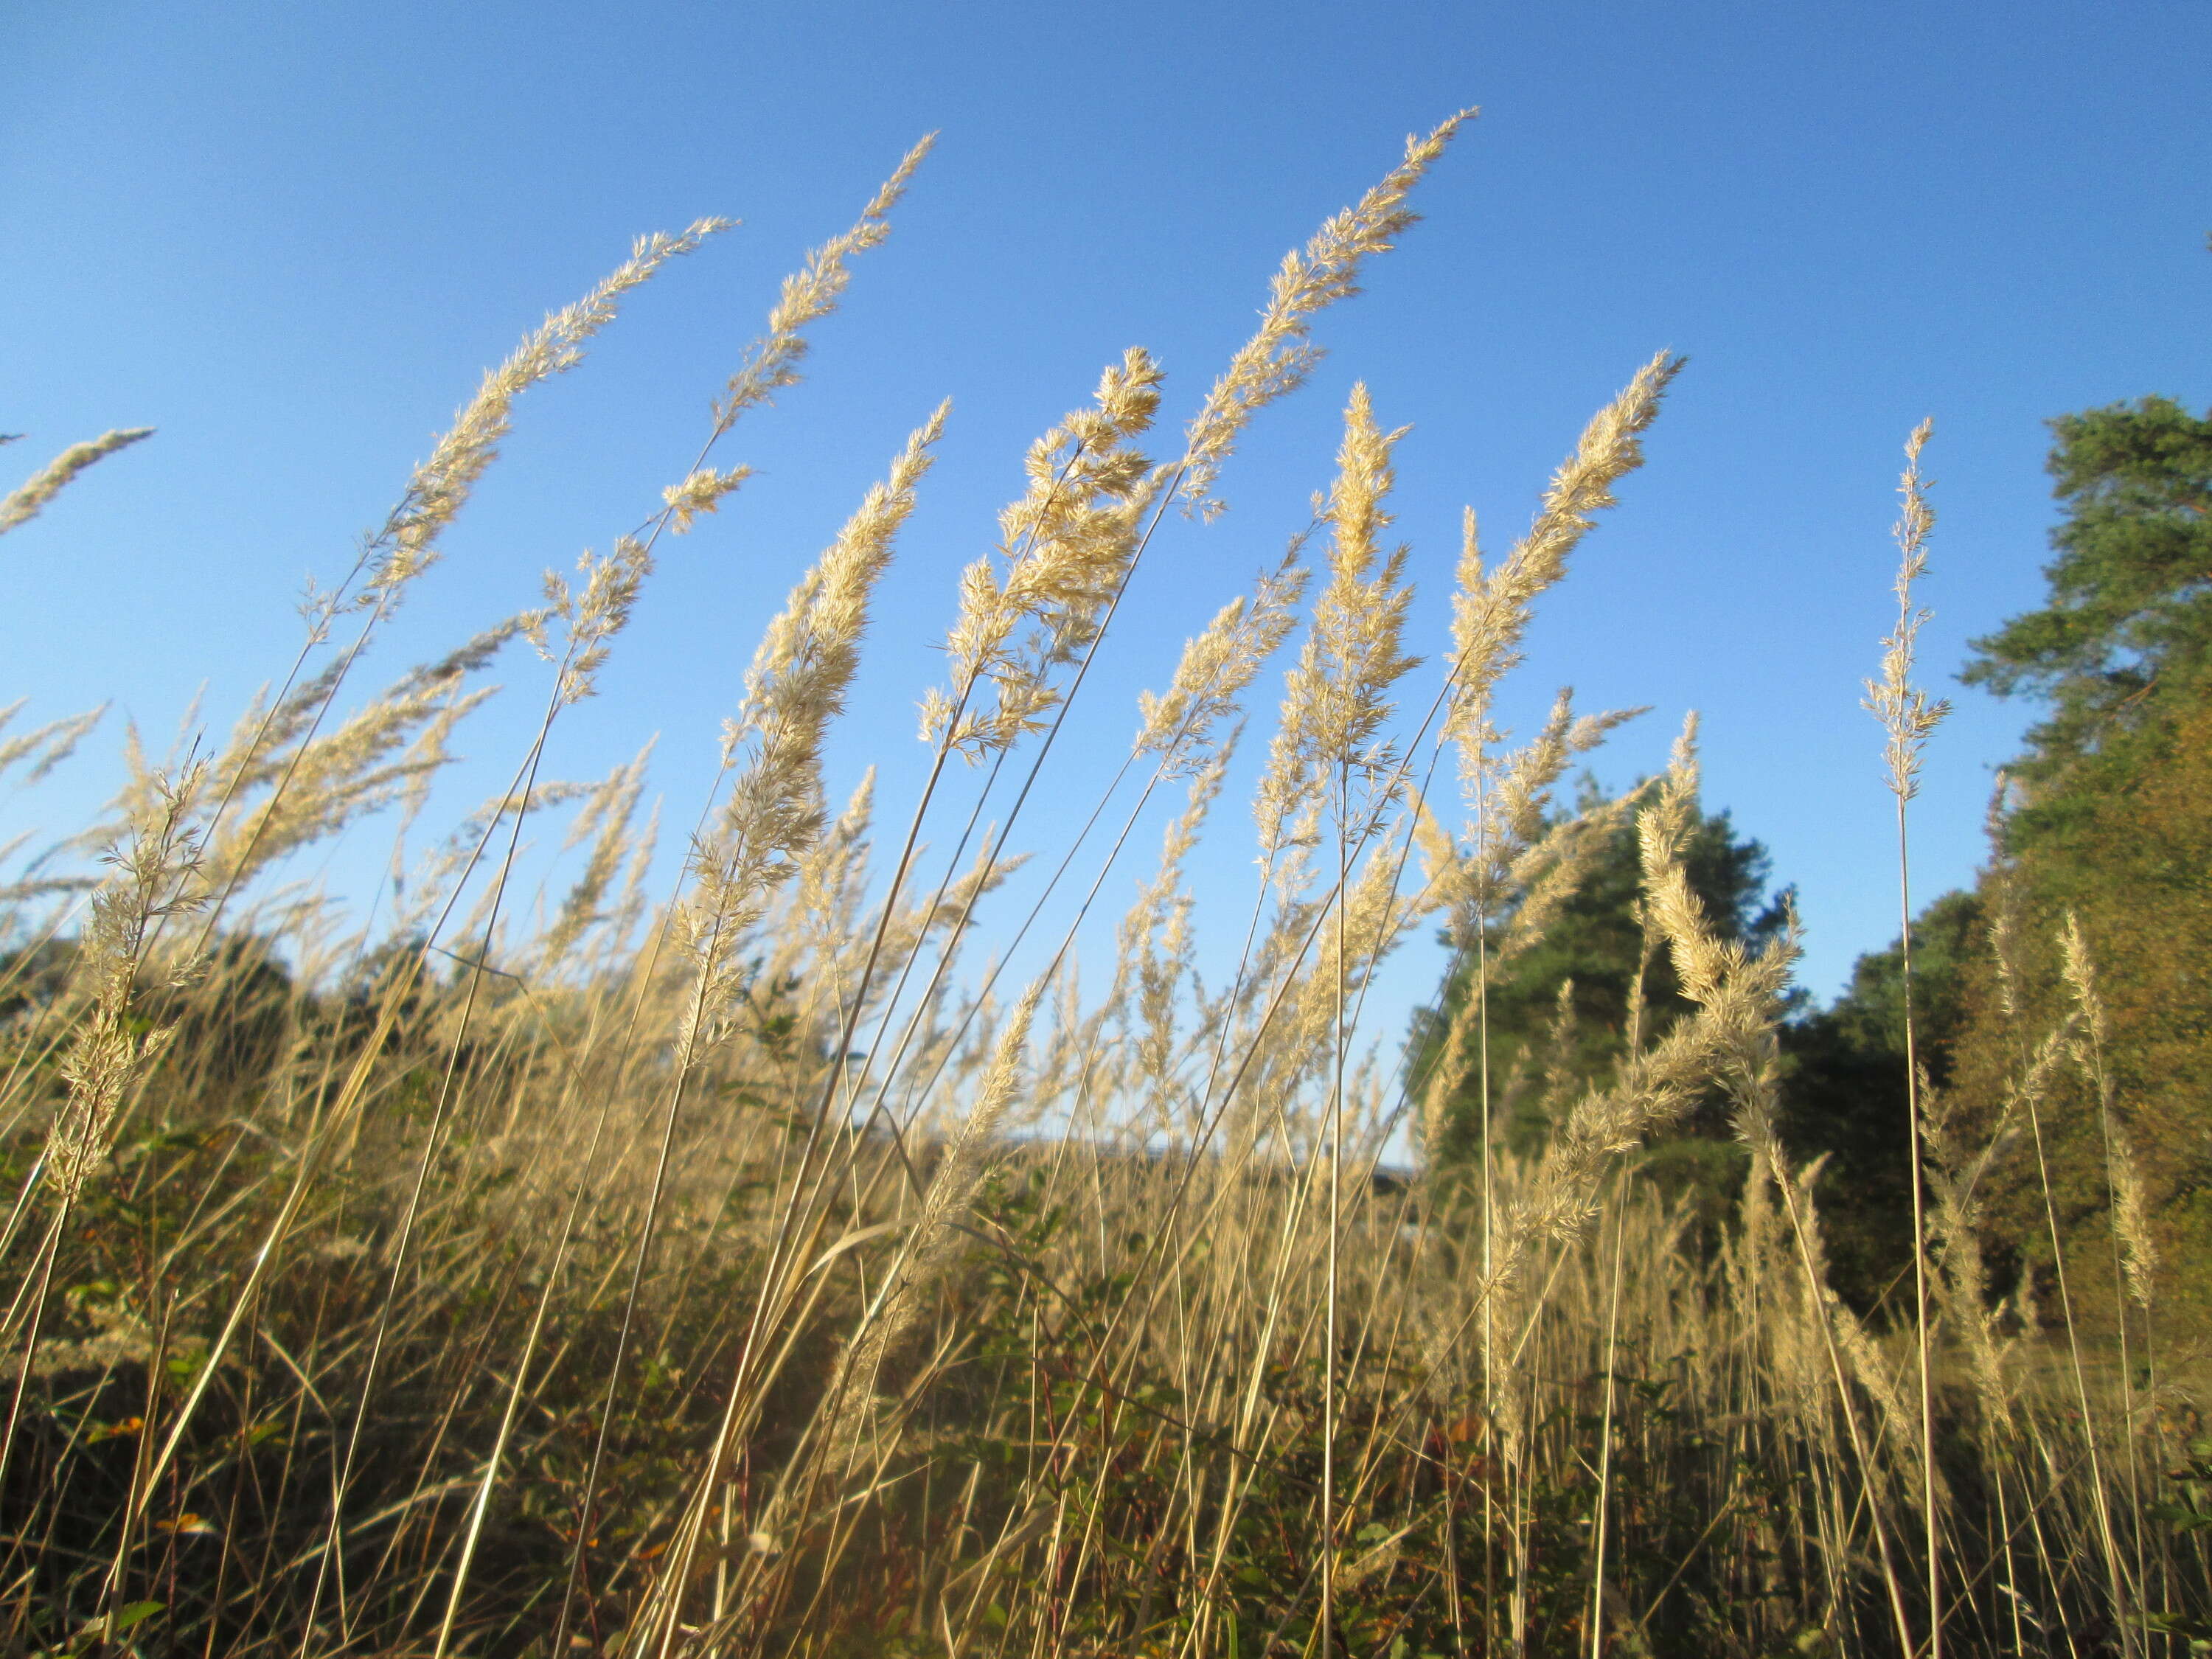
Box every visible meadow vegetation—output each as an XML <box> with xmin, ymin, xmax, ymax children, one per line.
<box><xmin>2</xmin><ymin>116</ymin><xmax>2207</xmax><ymax>1658</ymax></box>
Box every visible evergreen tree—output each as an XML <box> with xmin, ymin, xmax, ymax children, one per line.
<box><xmin>1941</xmin><ymin>395</ymin><xmax>2212</xmax><ymax>1321</ymax></box>
<box><xmin>1963</xmin><ymin>395</ymin><xmax>2212</xmax><ymax>862</ymax></box>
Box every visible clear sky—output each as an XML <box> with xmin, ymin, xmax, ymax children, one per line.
<box><xmin>4</xmin><ymin>2</ymin><xmax>2208</xmax><ymax>1045</ymax></box>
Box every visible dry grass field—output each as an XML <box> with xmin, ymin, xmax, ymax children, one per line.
<box><xmin>2</xmin><ymin>116</ymin><xmax>2205</xmax><ymax>1658</ymax></box>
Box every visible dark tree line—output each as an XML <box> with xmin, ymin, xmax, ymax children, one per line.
<box><xmin>1415</xmin><ymin>391</ymin><xmax>2212</xmax><ymax>1323</ymax></box>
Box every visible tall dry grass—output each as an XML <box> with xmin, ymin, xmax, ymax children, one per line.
<box><xmin>1</xmin><ymin>114</ymin><xmax>2205</xmax><ymax>1659</ymax></box>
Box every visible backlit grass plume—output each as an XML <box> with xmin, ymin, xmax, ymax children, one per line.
<box><xmin>681</xmin><ymin>405</ymin><xmax>948</xmax><ymax>1052</ymax></box>
<box><xmin>923</xmin><ymin>349</ymin><xmax>1164</xmax><ymax>761</ymax></box>
<box><xmin>0</xmin><ymin>428</ymin><xmax>153</xmax><ymax>539</ymax></box>
<box><xmin>366</xmin><ymin>222</ymin><xmax>728</xmax><ymax>609</ymax></box>
<box><xmin>1255</xmin><ymin>386</ymin><xmax>1419</xmax><ymax>858</ymax></box>
<box><xmin>1180</xmin><ymin>108</ymin><xmax>1475</xmax><ymax>518</ymax></box>
<box><xmin>41</xmin><ymin>768</ymin><xmax>206</xmax><ymax>1206</ymax></box>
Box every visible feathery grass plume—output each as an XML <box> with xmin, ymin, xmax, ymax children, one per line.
<box><xmin>1412</xmin><ymin>726</ymin><xmax>1644</xmax><ymax>1164</ymax></box>
<box><xmin>365</xmin><ymin>222</ymin><xmax>727</xmax><ymax>608</ymax></box>
<box><xmin>1920</xmin><ymin>1051</ymin><xmax>2048</xmax><ymax>1420</ymax></box>
<box><xmin>1531</xmin><ymin>973</ymin><xmax>1582</xmax><ymax>1114</ymax></box>
<box><xmin>1417</xmin><ymin>357</ymin><xmax>1676</xmax><ymax>1212</ymax></box>
<box><xmin>1473</xmin><ymin>723</ymin><xmax>1790</xmax><ymax>1281</ymax></box>
<box><xmin>1134</xmin><ymin>551</ymin><xmax>1310</xmax><ymax>771</ymax></box>
<box><xmin>606</xmin><ymin>794</ymin><xmax>661</xmax><ymax>957</ymax></box>
<box><xmin>1447</xmin><ymin>693</ymin><xmax>1646</xmax><ymax>933</ymax></box>
<box><xmin>841</xmin><ymin>544</ymin><xmax>1299</xmax><ymax>1154</ymax></box>
<box><xmin>1308</xmin><ymin>386</ymin><xmax>1419</xmax><ymax>775</ymax></box>
<box><xmin>1753</xmin><ymin>1156</ymin><xmax>1834</xmax><ymax>1412</ymax></box>
<box><xmin>1490</xmin><ymin>693</ymin><xmax>1645</xmax><ymax>861</ymax></box>
<box><xmin>793</xmin><ymin>767</ymin><xmax>877</xmax><ymax>961</ymax></box>
<box><xmin>1023</xmin><ymin>962</ymin><xmax>1096</xmax><ymax>1133</ymax></box>
<box><xmin>1116</xmin><ymin>740</ymin><xmax>1238</xmax><ymax>1135</ymax></box>
<box><xmin>869</xmin><ymin>844</ymin><xmax>1033</xmax><ymax>992</ymax></box>
<box><xmin>184</xmin><ymin>619</ymin><xmax>524</xmax><ymax>891</ymax></box>
<box><xmin>1913</xmin><ymin>880</ymin><xmax>2066</xmax><ymax>1425</ymax></box>
<box><xmin>535</xmin><ymin>740</ymin><xmax>654</xmax><ymax>970</ymax></box>
<box><xmin>1180</xmin><ymin>109</ymin><xmax>1475</xmax><ymax>518</ymax></box>
<box><xmin>922</xmin><ymin>350</ymin><xmax>1164</xmax><ymax>762</ymax></box>
<box><xmin>1445</xmin><ymin>352</ymin><xmax>1682</xmax><ymax>787</ymax></box>
<box><xmin>1256</xmin><ymin>385</ymin><xmax>1419</xmax><ymax>858</ymax></box>
<box><xmin>1819</xmin><ymin>1248</ymin><xmax>1930</xmax><ymax>1485</ymax></box>
<box><xmin>373</xmin><ymin>779</ymin><xmax>588</xmax><ymax>953</ymax></box>
<box><xmin>1495</xmin><ymin>979</ymin><xmax>1730</xmax><ymax>1262</ymax></box>
<box><xmin>1981</xmin><ymin>773</ymin><xmax>2033</xmax><ymax>1020</ymax></box>
<box><xmin>207</xmin><ymin>173</ymin><xmax>908</xmax><ymax>953</ymax></box>
<box><xmin>1413</xmin><ymin>953</ymin><xmax>1490</xmax><ymax>1163</ymax></box>
<box><xmin>1865</xmin><ymin>420</ymin><xmax>1950</xmax><ymax>804</ymax></box>
<box><xmin>526</xmin><ymin>534</ymin><xmax>653</xmax><ymax>706</ymax></box>
<box><xmin>1636</xmin><ymin>717</ymin><xmax>1749</xmax><ymax>1003</ymax></box>
<box><xmin>1253</xmin><ymin>824</ymin><xmax>1426</xmax><ymax>1119</ymax></box>
<box><xmin>661</xmin><ymin>462</ymin><xmax>755</xmax><ymax>533</ymax></box>
<box><xmin>709</xmin><ymin>136</ymin><xmax>933</xmax><ymax>443</ymax></box>
<box><xmin>2108</xmin><ymin>1130</ymin><xmax>2158</xmax><ymax>1315</ymax></box>
<box><xmin>1440</xmin><ymin>356</ymin><xmax>1677</xmax><ymax>981</ymax></box>
<box><xmin>0</xmin><ymin>428</ymin><xmax>153</xmax><ymax>538</ymax></box>
<box><xmin>2059</xmin><ymin>914</ymin><xmax>2157</xmax><ymax>1310</ymax></box>
<box><xmin>0</xmin><ymin>700</ymin><xmax>108</xmax><ymax>788</ymax></box>
<box><xmin>1412</xmin><ymin>786</ymin><xmax>1462</xmax><ymax>899</ymax></box>
<box><xmin>42</xmin><ymin>766</ymin><xmax>208</xmax><ymax>1206</ymax></box>
<box><xmin>679</xmin><ymin>406</ymin><xmax>947</xmax><ymax>1053</ymax></box>
<box><xmin>1492</xmin><ymin>784</ymin><xmax>1648</xmax><ymax>970</ymax></box>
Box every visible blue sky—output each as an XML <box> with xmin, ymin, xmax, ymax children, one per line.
<box><xmin>4</xmin><ymin>1</ymin><xmax>2208</xmax><ymax>1042</ymax></box>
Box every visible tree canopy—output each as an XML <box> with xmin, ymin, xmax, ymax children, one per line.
<box><xmin>1964</xmin><ymin>395</ymin><xmax>2212</xmax><ymax>853</ymax></box>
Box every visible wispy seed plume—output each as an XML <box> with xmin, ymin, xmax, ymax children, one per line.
<box><xmin>0</xmin><ymin>428</ymin><xmax>154</xmax><ymax>539</ymax></box>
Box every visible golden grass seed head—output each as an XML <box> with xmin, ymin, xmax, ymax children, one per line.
<box><xmin>1180</xmin><ymin>110</ymin><xmax>1475</xmax><ymax>519</ymax></box>
<box><xmin>369</xmin><ymin>220</ymin><xmax>727</xmax><ymax>608</ymax></box>
<box><xmin>0</xmin><ymin>428</ymin><xmax>155</xmax><ymax>539</ymax></box>
<box><xmin>1135</xmin><ymin>550</ymin><xmax>1310</xmax><ymax>769</ymax></box>
<box><xmin>713</xmin><ymin>136</ymin><xmax>934</xmax><ymax>437</ymax></box>
<box><xmin>1864</xmin><ymin>418</ymin><xmax>1950</xmax><ymax>802</ymax></box>
<box><xmin>926</xmin><ymin>353</ymin><xmax>1163</xmax><ymax>762</ymax></box>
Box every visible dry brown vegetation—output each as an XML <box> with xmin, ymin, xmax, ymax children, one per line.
<box><xmin>2</xmin><ymin>116</ymin><xmax>2206</xmax><ymax>1658</ymax></box>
